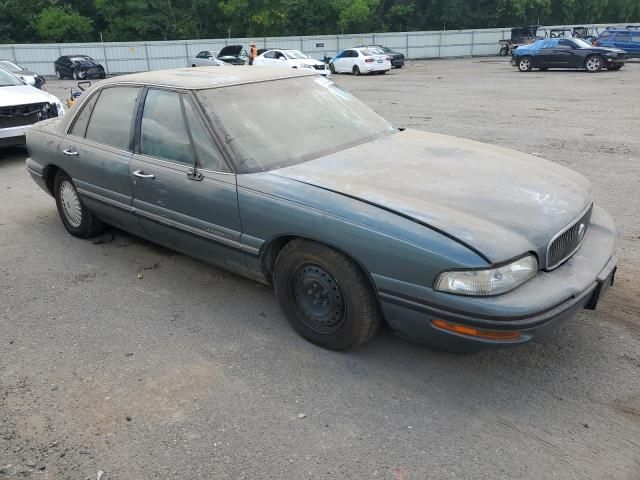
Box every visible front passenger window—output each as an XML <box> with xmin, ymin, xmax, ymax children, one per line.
<box><xmin>140</xmin><ymin>89</ymin><xmax>194</xmax><ymax>165</ymax></box>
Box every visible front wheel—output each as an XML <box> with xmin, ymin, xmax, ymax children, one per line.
<box><xmin>54</xmin><ymin>171</ymin><xmax>104</xmax><ymax>238</ymax></box>
<box><xmin>273</xmin><ymin>239</ymin><xmax>381</xmax><ymax>350</ymax></box>
<box><xmin>329</xmin><ymin>63</ymin><xmax>336</xmax><ymax>74</ymax></box>
<box><xmin>353</xmin><ymin>65</ymin><xmax>361</xmax><ymax>76</ymax></box>
<box><xmin>585</xmin><ymin>55</ymin><xmax>603</xmax><ymax>73</ymax></box>
<box><xmin>517</xmin><ymin>57</ymin><xmax>532</xmax><ymax>72</ymax></box>
<box><xmin>499</xmin><ymin>46</ymin><xmax>509</xmax><ymax>56</ymax></box>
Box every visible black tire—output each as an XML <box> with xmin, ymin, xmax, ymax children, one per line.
<box><xmin>192</xmin><ymin>64</ymin><xmax>197</xmax><ymax>67</ymax></box>
<box><xmin>353</xmin><ymin>65</ymin><xmax>361</xmax><ymax>76</ymax></box>
<box><xmin>499</xmin><ymin>46</ymin><xmax>509</xmax><ymax>56</ymax></box>
<box><xmin>517</xmin><ymin>56</ymin><xmax>532</xmax><ymax>72</ymax></box>
<box><xmin>54</xmin><ymin>171</ymin><xmax>104</xmax><ymax>238</ymax></box>
<box><xmin>585</xmin><ymin>55</ymin><xmax>603</xmax><ymax>73</ymax></box>
<box><xmin>55</xmin><ymin>69</ymin><xmax>63</xmax><ymax>80</ymax></box>
<box><xmin>329</xmin><ymin>63</ymin><xmax>336</xmax><ymax>74</ymax></box>
<box><xmin>396</xmin><ymin>63</ymin><xmax>404</xmax><ymax>68</ymax></box>
<box><xmin>273</xmin><ymin>239</ymin><xmax>381</xmax><ymax>350</ymax></box>
<box><xmin>72</xmin><ymin>70</ymin><xmax>79</xmax><ymax>80</ymax></box>
<box><xmin>99</xmin><ymin>72</ymin><xmax>106</xmax><ymax>79</ymax></box>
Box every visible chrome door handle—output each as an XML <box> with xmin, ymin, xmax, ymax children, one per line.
<box><xmin>62</xmin><ymin>148</ymin><xmax>79</xmax><ymax>156</ymax></box>
<box><xmin>132</xmin><ymin>170</ymin><xmax>155</xmax><ymax>179</ymax></box>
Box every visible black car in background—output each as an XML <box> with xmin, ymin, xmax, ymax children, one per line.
<box><xmin>357</xmin><ymin>45</ymin><xmax>405</xmax><ymax>67</ymax></box>
<box><xmin>512</xmin><ymin>38</ymin><xmax>626</xmax><ymax>72</ymax></box>
<box><xmin>54</xmin><ymin>55</ymin><xmax>106</xmax><ymax>80</ymax></box>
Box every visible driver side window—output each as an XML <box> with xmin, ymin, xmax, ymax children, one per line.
<box><xmin>558</xmin><ymin>39</ymin><xmax>574</xmax><ymax>49</ymax></box>
<box><xmin>140</xmin><ymin>89</ymin><xmax>195</xmax><ymax>165</ymax></box>
<box><xmin>264</xmin><ymin>51</ymin><xmax>276</xmax><ymax>59</ymax></box>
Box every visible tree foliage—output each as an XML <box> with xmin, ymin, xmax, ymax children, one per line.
<box><xmin>0</xmin><ymin>0</ymin><xmax>637</xmax><ymax>43</ymax></box>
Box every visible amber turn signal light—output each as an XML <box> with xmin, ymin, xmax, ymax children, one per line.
<box><xmin>431</xmin><ymin>319</ymin><xmax>521</xmax><ymax>340</ymax></box>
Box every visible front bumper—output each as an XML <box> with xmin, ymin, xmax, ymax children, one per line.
<box><xmin>0</xmin><ymin>125</ymin><xmax>29</xmax><ymax>146</ymax></box>
<box><xmin>376</xmin><ymin>205</ymin><xmax>617</xmax><ymax>352</ymax></box>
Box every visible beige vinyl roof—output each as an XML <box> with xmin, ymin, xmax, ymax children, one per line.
<box><xmin>100</xmin><ymin>66</ymin><xmax>317</xmax><ymax>90</ymax></box>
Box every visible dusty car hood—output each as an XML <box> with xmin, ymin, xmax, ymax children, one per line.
<box><xmin>272</xmin><ymin>129</ymin><xmax>593</xmax><ymax>264</ymax></box>
<box><xmin>218</xmin><ymin>45</ymin><xmax>245</xmax><ymax>57</ymax></box>
<box><xmin>0</xmin><ymin>85</ymin><xmax>57</xmax><ymax>107</ymax></box>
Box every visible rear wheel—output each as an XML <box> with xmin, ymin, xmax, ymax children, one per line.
<box><xmin>352</xmin><ymin>65</ymin><xmax>361</xmax><ymax>76</ymax></box>
<box><xmin>518</xmin><ymin>57</ymin><xmax>532</xmax><ymax>72</ymax></box>
<box><xmin>55</xmin><ymin>69</ymin><xmax>62</xmax><ymax>80</ymax></box>
<box><xmin>499</xmin><ymin>46</ymin><xmax>509</xmax><ymax>56</ymax></box>
<box><xmin>273</xmin><ymin>239</ymin><xmax>381</xmax><ymax>350</ymax></box>
<box><xmin>585</xmin><ymin>55</ymin><xmax>603</xmax><ymax>73</ymax></box>
<box><xmin>192</xmin><ymin>64</ymin><xmax>197</xmax><ymax>67</ymax></box>
<box><xmin>54</xmin><ymin>171</ymin><xmax>104</xmax><ymax>238</ymax></box>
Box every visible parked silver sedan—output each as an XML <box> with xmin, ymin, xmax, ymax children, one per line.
<box><xmin>25</xmin><ymin>67</ymin><xmax>617</xmax><ymax>352</ymax></box>
<box><xmin>190</xmin><ymin>51</ymin><xmax>227</xmax><ymax>67</ymax></box>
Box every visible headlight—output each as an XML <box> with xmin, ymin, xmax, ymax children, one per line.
<box><xmin>434</xmin><ymin>255</ymin><xmax>538</xmax><ymax>296</ymax></box>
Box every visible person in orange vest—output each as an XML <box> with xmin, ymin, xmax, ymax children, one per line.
<box><xmin>249</xmin><ymin>42</ymin><xmax>257</xmax><ymax>65</ymax></box>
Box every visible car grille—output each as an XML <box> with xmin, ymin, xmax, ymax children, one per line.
<box><xmin>546</xmin><ymin>205</ymin><xmax>593</xmax><ymax>270</ymax></box>
<box><xmin>313</xmin><ymin>64</ymin><xmax>326</xmax><ymax>70</ymax></box>
<box><xmin>0</xmin><ymin>102</ymin><xmax>57</xmax><ymax>129</ymax></box>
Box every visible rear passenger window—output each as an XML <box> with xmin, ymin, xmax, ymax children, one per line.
<box><xmin>616</xmin><ymin>33</ymin><xmax>631</xmax><ymax>42</ymax></box>
<box><xmin>140</xmin><ymin>89</ymin><xmax>194</xmax><ymax>165</ymax></box>
<box><xmin>69</xmin><ymin>91</ymin><xmax>100</xmax><ymax>137</ymax></box>
<box><xmin>85</xmin><ymin>87</ymin><xmax>140</xmax><ymax>150</ymax></box>
<box><xmin>632</xmin><ymin>34</ymin><xmax>640</xmax><ymax>42</ymax></box>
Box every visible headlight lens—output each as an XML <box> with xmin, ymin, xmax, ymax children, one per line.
<box><xmin>434</xmin><ymin>255</ymin><xmax>538</xmax><ymax>296</ymax></box>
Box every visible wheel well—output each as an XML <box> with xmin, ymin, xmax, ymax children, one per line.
<box><xmin>260</xmin><ymin>235</ymin><xmax>384</xmax><ymax>313</ymax></box>
<box><xmin>43</xmin><ymin>164</ymin><xmax>61</xmax><ymax>196</ymax></box>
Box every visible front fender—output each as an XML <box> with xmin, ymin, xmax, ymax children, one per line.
<box><xmin>237</xmin><ymin>173</ymin><xmax>488</xmax><ymax>291</ymax></box>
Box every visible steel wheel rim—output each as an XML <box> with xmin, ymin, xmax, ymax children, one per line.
<box><xmin>292</xmin><ymin>263</ymin><xmax>346</xmax><ymax>334</ymax></box>
<box><xmin>60</xmin><ymin>180</ymin><xmax>82</xmax><ymax>228</ymax></box>
<box><xmin>520</xmin><ymin>59</ymin><xmax>529</xmax><ymax>70</ymax></box>
<box><xmin>586</xmin><ymin>57</ymin><xmax>600</xmax><ymax>71</ymax></box>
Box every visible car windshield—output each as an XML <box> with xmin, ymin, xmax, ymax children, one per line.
<box><xmin>0</xmin><ymin>60</ymin><xmax>21</xmax><ymax>72</ymax></box>
<box><xmin>0</xmin><ymin>67</ymin><xmax>23</xmax><ymax>86</ymax></box>
<box><xmin>285</xmin><ymin>50</ymin><xmax>309</xmax><ymax>59</ymax></box>
<box><xmin>571</xmin><ymin>38</ymin><xmax>593</xmax><ymax>48</ymax></box>
<box><xmin>196</xmin><ymin>76</ymin><xmax>396</xmax><ymax>173</ymax></box>
<box><xmin>70</xmin><ymin>56</ymin><xmax>93</xmax><ymax>62</ymax></box>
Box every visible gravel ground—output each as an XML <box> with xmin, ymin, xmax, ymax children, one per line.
<box><xmin>1</xmin><ymin>58</ymin><xmax>639</xmax><ymax>480</ymax></box>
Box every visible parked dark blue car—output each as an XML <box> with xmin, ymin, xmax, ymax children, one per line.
<box><xmin>594</xmin><ymin>29</ymin><xmax>640</xmax><ymax>58</ymax></box>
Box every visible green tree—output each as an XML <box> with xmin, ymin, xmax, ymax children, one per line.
<box><xmin>34</xmin><ymin>5</ymin><xmax>94</xmax><ymax>42</ymax></box>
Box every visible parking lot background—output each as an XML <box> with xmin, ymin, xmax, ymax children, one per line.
<box><xmin>1</xmin><ymin>59</ymin><xmax>639</xmax><ymax>479</ymax></box>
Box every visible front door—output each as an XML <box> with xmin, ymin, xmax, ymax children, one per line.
<box><xmin>130</xmin><ymin>87</ymin><xmax>248</xmax><ymax>276</ymax></box>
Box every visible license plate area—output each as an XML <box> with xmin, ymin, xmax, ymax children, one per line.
<box><xmin>585</xmin><ymin>266</ymin><xmax>616</xmax><ymax>310</ymax></box>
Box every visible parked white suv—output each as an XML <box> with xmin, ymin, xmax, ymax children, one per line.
<box><xmin>330</xmin><ymin>47</ymin><xmax>391</xmax><ymax>75</ymax></box>
<box><xmin>0</xmin><ymin>67</ymin><xmax>64</xmax><ymax>147</ymax></box>
<box><xmin>253</xmin><ymin>49</ymin><xmax>330</xmax><ymax>76</ymax></box>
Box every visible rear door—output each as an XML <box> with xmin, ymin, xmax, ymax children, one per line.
<box><xmin>628</xmin><ymin>32</ymin><xmax>640</xmax><ymax>55</ymax></box>
<box><xmin>613</xmin><ymin>32</ymin><xmax>634</xmax><ymax>54</ymax></box>
<box><xmin>129</xmin><ymin>87</ymin><xmax>248</xmax><ymax>275</ymax></box>
<box><xmin>60</xmin><ymin>85</ymin><xmax>146</xmax><ymax>236</ymax></box>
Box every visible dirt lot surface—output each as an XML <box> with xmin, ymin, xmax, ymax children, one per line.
<box><xmin>1</xmin><ymin>58</ymin><xmax>639</xmax><ymax>479</ymax></box>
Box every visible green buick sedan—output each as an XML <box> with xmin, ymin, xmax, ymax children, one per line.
<box><xmin>26</xmin><ymin>67</ymin><xmax>617</xmax><ymax>351</ymax></box>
